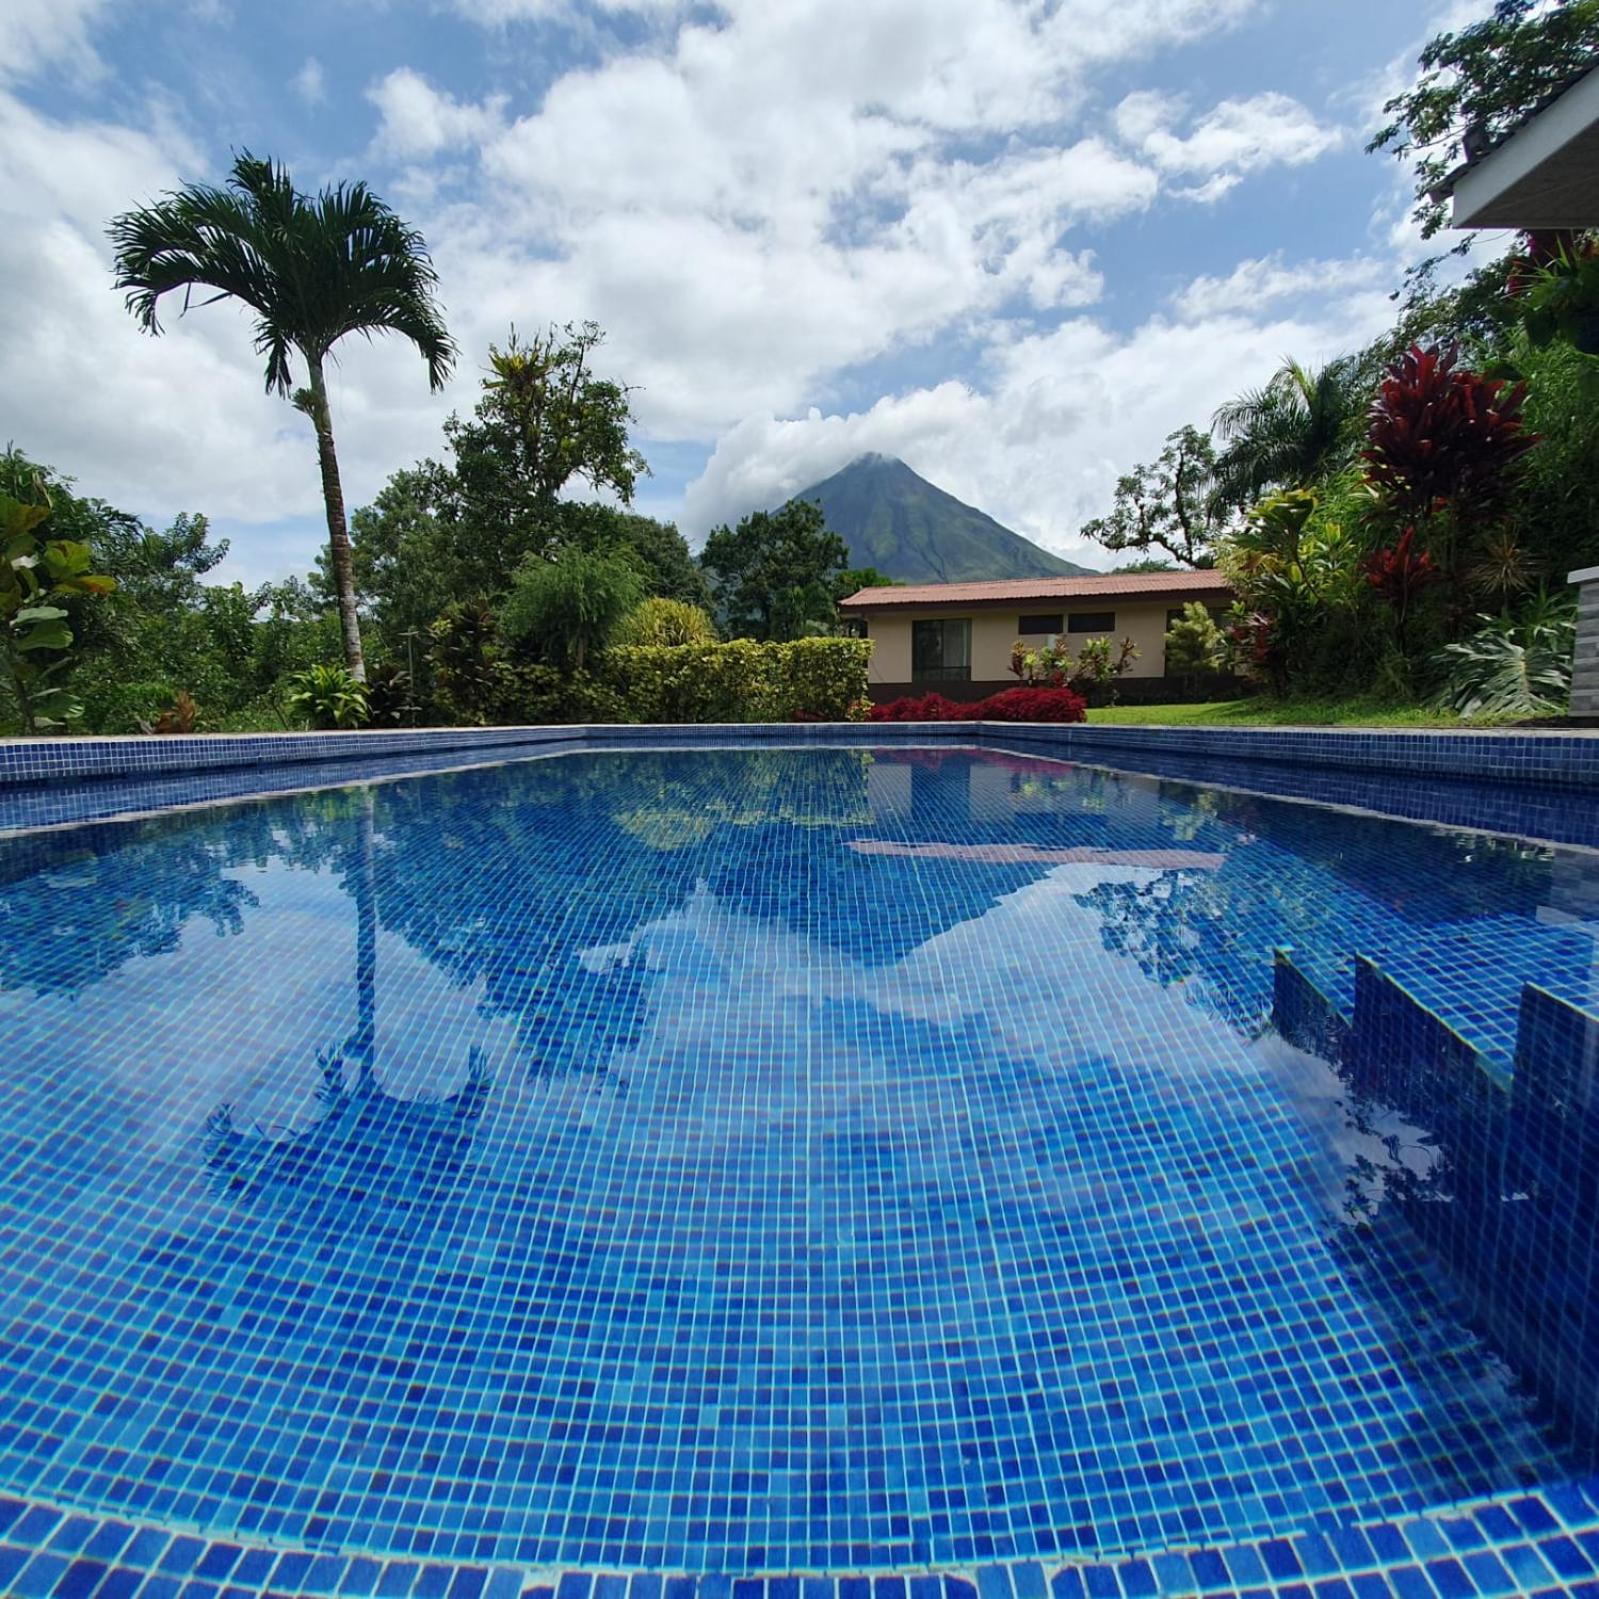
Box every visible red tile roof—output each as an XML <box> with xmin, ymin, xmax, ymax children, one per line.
<box><xmin>838</xmin><ymin>570</ymin><xmax>1233</xmax><ymax>609</ymax></box>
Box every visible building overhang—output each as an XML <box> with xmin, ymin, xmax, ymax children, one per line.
<box><xmin>1446</xmin><ymin>66</ymin><xmax>1599</xmax><ymax>230</ymax></box>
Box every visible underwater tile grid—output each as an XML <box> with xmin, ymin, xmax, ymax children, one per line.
<box><xmin>0</xmin><ymin>743</ymin><xmax>1596</xmax><ymax>1598</ymax></box>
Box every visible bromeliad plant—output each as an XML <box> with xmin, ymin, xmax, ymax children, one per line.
<box><xmin>1</xmin><ymin>489</ymin><xmax>116</xmax><ymax>733</ymax></box>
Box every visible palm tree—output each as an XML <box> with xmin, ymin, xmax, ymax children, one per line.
<box><xmin>108</xmin><ymin>152</ymin><xmax>456</xmax><ymax>680</ymax></box>
<box><xmin>1211</xmin><ymin>356</ymin><xmax>1363</xmax><ymax>512</ymax></box>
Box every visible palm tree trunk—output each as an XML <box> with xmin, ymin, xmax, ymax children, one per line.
<box><xmin>304</xmin><ymin>354</ymin><xmax>367</xmax><ymax>681</ymax></box>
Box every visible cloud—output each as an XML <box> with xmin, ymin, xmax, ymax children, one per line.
<box><xmin>0</xmin><ymin>90</ymin><xmax>470</xmax><ymax>585</ymax></box>
<box><xmin>1172</xmin><ymin>253</ymin><xmax>1390</xmax><ymax>319</ymax></box>
<box><xmin>1115</xmin><ymin>89</ymin><xmax>1344</xmax><ymax>190</ymax></box>
<box><xmin>682</xmin><ymin>263</ymin><xmax>1397</xmax><ymax>562</ymax></box>
<box><xmin>0</xmin><ymin>0</ymin><xmax>114</xmax><ymax>84</ymax></box>
<box><xmin>292</xmin><ymin>56</ymin><xmax>326</xmax><ymax>107</ymax></box>
<box><xmin>367</xmin><ymin>68</ymin><xmax>507</xmax><ymax>159</ymax></box>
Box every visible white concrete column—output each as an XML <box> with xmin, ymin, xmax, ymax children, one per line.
<box><xmin>1573</xmin><ymin>566</ymin><xmax>1599</xmax><ymax>717</ymax></box>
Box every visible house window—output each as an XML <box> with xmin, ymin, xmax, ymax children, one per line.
<box><xmin>1067</xmin><ymin>611</ymin><xmax>1116</xmax><ymax>633</ymax></box>
<box><xmin>912</xmin><ymin>618</ymin><xmax>971</xmax><ymax>682</ymax></box>
<box><xmin>1017</xmin><ymin>613</ymin><xmax>1064</xmax><ymax>636</ymax></box>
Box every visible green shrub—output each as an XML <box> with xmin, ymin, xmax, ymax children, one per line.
<box><xmin>613</xmin><ymin>596</ymin><xmax>718</xmax><ymax>648</ymax></box>
<box><xmin>1162</xmin><ymin>602</ymin><xmax>1228</xmax><ymax>675</ymax></box>
<box><xmin>607</xmin><ymin>637</ymin><xmax>870</xmax><ymax>723</ymax></box>
<box><xmin>285</xmin><ymin>664</ymin><xmax>369</xmax><ymax>729</ymax></box>
<box><xmin>1436</xmin><ymin>600</ymin><xmax>1575</xmax><ymax>719</ymax></box>
<box><xmin>776</xmin><ymin>637</ymin><xmax>872</xmax><ymax>720</ymax></box>
<box><xmin>502</xmin><ymin>548</ymin><xmax>644</xmax><ymax>670</ymax></box>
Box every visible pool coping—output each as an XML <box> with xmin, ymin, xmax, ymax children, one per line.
<box><xmin>3</xmin><ymin>719</ymin><xmax>1599</xmax><ymax>792</ymax></box>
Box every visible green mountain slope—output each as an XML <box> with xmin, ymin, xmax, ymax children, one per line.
<box><xmin>793</xmin><ymin>454</ymin><xmax>1090</xmax><ymax>583</ymax></box>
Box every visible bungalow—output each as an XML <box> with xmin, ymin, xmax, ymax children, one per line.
<box><xmin>838</xmin><ymin>570</ymin><xmax>1235</xmax><ymax>702</ymax></box>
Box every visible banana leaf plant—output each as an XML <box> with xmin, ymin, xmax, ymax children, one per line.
<box><xmin>1</xmin><ymin>491</ymin><xmax>116</xmax><ymax>733</ymax></box>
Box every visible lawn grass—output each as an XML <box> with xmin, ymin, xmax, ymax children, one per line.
<box><xmin>1085</xmin><ymin>696</ymin><xmax>1528</xmax><ymax>729</ymax></box>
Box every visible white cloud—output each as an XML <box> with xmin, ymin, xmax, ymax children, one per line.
<box><xmin>0</xmin><ymin>0</ymin><xmax>1408</xmax><ymax>590</ymax></box>
<box><xmin>0</xmin><ymin>0</ymin><xmax>114</xmax><ymax>83</ymax></box>
<box><xmin>682</xmin><ymin>264</ymin><xmax>1397</xmax><ymax>562</ymax></box>
<box><xmin>1173</xmin><ymin>253</ymin><xmax>1390</xmax><ymax>319</ymax></box>
<box><xmin>293</xmin><ymin>56</ymin><xmax>326</xmax><ymax>107</ymax></box>
<box><xmin>367</xmin><ymin>68</ymin><xmax>507</xmax><ymax>160</ymax></box>
<box><xmin>1116</xmin><ymin>89</ymin><xmax>1344</xmax><ymax>186</ymax></box>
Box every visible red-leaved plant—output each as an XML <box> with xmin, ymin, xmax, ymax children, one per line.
<box><xmin>868</xmin><ymin>687</ymin><xmax>1087</xmax><ymax>723</ymax></box>
<box><xmin>1364</xmin><ymin>342</ymin><xmax>1538</xmax><ymax>521</ymax></box>
<box><xmin>1363</xmin><ymin>526</ymin><xmax>1441</xmax><ymax>651</ymax></box>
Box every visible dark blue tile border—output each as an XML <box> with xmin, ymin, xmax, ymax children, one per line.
<box><xmin>0</xmin><ymin>1479</ymin><xmax>1595</xmax><ymax>1597</ymax></box>
<box><xmin>3</xmin><ymin>721</ymin><xmax>1598</xmax><ymax>793</ymax></box>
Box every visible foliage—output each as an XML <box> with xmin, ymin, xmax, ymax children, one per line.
<box><xmin>0</xmin><ymin>483</ymin><xmax>116</xmax><ymax>733</ymax></box>
<box><xmin>501</xmin><ymin>548</ymin><xmax>645</xmax><ymax>671</ymax></box>
<box><xmin>345</xmin><ymin>338</ymin><xmax>699</xmax><ymax>637</ymax></box>
<box><xmin>557</xmin><ymin>502</ymin><xmax>712</xmax><ymax>608</ymax></box>
<box><xmin>109</xmin><ymin>150</ymin><xmax>455</xmax><ymax>679</ymax></box>
<box><xmin>699</xmin><ymin>499</ymin><xmax>849</xmax><ymax>640</ymax></box>
<box><xmin>1368</xmin><ymin>0</ymin><xmax>1599</xmax><ymax>240</ymax></box>
<box><xmin>1364</xmin><ymin>342</ymin><xmax>1538</xmax><ymax>521</ymax></box>
<box><xmin>286</xmin><ymin>664</ymin><xmax>370</xmax><ymax>729</ymax></box>
<box><xmin>455</xmin><ymin>324</ymin><xmax>646</xmax><ymax>514</ymax></box>
<box><xmin>147</xmin><ymin>690</ymin><xmax>199</xmax><ymax>735</ymax></box>
<box><xmin>1436</xmin><ymin>596</ymin><xmax>1576</xmax><ymax>719</ymax></box>
<box><xmin>613</xmin><ymin>597</ymin><xmax>718</xmax><ymax>648</ymax></box>
<box><xmin>606</xmin><ymin>638</ymin><xmax>871</xmax><ymax>723</ymax></box>
<box><xmin>867</xmin><ymin>687</ymin><xmax>1086</xmax><ymax>723</ymax></box>
<box><xmin>1081</xmin><ymin>426</ymin><xmax>1226</xmax><ymax>568</ymax></box>
<box><xmin>967</xmin><ymin>686</ymin><xmax>1088</xmax><ymax>722</ymax></box>
<box><xmin>363</xmin><ymin>663</ymin><xmax>413</xmax><ymax>726</ymax></box>
<box><xmin>1211</xmin><ymin>357</ymin><xmax>1365</xmax><ymax>509</ymax></box>
<box><xmin>1162</xmin><ymin>602</ymin><xmax>1229</xmax><ymax>676</ymax></box>
<box><xmin>1517</xmin><ymin>239</ymin><xmax>1599</xmax><ymax>353</ymax></box>
<box><xmin>1217</xmin><ymin>485</ymin><xmax>1373</xmax><ymax>694</ymax></box>
<box><xmin>1009</xmin><ymin>634</ymin><xmax>1138</xmax><ymax>698</ymax></box>
<box><xmin>1363</xmin><ymin>527</ymin><xmax>1441</xmax><ymax>650</ymax></box>
<box><xmin>426</xmin><ymin>599</ymin><xmax>519</xmax><ymax>726</ymax></box>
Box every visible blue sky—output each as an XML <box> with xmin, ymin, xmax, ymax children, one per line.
<box><xmin>0</xmin><ymin>0</ymin><xmax>1492</xmax><ymax>585</ymax></box>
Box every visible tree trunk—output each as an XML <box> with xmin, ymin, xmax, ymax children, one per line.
<box><xmin>305</xmin><ymin>354</ymin><xmax>367</xmax><ymax>681</ymax></box>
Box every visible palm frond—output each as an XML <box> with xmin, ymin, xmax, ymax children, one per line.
<box><xmin>108</xmin><ymin>150</ymin><xmax>457</xmax><ymax>394</ymax></box>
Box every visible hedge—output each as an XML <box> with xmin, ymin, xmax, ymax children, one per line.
<box><xmin>605</xmin><ymin>637</ymin><xmax>872</xmax><ymax>723</ymax></box>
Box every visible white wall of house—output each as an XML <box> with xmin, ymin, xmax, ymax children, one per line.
<box><xmin>861</xmin><ymin>600</ymin><xmax>1184</xmax><ymax>686</ymax></box>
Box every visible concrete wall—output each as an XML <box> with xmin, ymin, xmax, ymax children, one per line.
<box><xmin>862</xmin><ymin>600</ymin><xmax>1181</xmax><ymax>686</ymax></box>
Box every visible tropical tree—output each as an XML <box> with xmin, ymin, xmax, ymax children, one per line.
<box><xmin>1211</xmin><ymin>357</ymin><xmax>1364</xmax><ymax>509</ymax></box>
<box><xmin>108</xmin><ymin>151</ymin><xmax>456</xmax><ymax>680</ymax></box>
<box><xmin>699</xmin><ymin>499</ymin><xmax>849</xmax><ymax>640</ymax></box>
<box><xmin>1081</xmin><ymin>425</ymin><xmax>1225</xmax><ymax>568</ymax></box>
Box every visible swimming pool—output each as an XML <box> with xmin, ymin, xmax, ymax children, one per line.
<box><xmin>0</xmin><ymin>743</ymin><xmax>1595</xmax><ymax>1597</ymax></box>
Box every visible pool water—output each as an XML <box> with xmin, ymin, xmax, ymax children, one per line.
<box><xmin>0</xmin><ymin>745</ymin><xmax>1594</xmax><ymax>1580</ymax></box>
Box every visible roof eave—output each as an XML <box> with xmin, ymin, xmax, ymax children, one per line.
<box><xmin>1447</xmin><ymin>64</ymin><xmax>1599</xmax><ymax>230</ymax></box>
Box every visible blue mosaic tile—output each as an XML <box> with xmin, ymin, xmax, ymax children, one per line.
<box><xmin>0</xmin><ymin>742</ymin><xmax>1595</xmax><ymax>1597</ymax></box>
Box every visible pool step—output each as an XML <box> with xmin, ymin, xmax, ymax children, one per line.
<box><xmin>1271</xmin><ymin>947</ymin><xmax>1599</xmax><ymax>1453</ymax></box>
<box><xmin>1292</xmin><ymin>913</ymin><xmax>1599</xmax><ymax>1069</ymax></box>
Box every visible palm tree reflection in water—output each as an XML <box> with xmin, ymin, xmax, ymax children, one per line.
<box><xmin>204</xmin><ymin>792</ymin><xmax>493</xmax><ymax>1222</ymax></box>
